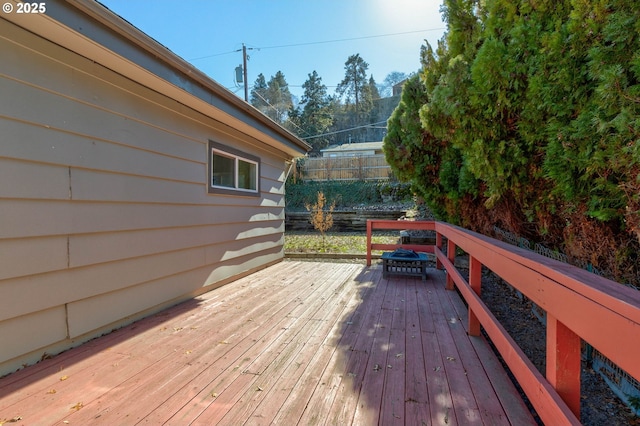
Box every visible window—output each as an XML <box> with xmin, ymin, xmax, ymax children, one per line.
<box><xmin>208</xmin><ymin>141</ymin><xmax>260</xmax><ymax>196</ymax></box>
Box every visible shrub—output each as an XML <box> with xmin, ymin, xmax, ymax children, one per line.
<box><xmin>305</xmin><ymin>191</ymin><xmax>335</xmax><ymax>251</ymax></box>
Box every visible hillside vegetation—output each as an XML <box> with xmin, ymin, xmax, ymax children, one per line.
<box><xmin>384</xmin><ymin>0</ymin><xmax>639</xmax><ymax>285</ymax></box>
<box><xmin>285</xmin><ymin>180</ymin><xmax>412</xmax><ymax>211</ymax></box>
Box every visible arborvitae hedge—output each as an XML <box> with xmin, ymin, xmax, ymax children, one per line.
<box><xmin>384</xmin><ymin>0</ymin><xmax>639</xmax><ymax>285</ymax></box>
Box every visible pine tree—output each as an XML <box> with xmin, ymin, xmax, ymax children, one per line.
<box><xmin>297</xmin><ymin>71</ymin><xmax>333</xmax><ymax>153</ymax></box>
<box><xmin>336</xmin><ymin>54</ymin><xmax>369</xmax><ymax>110</ymax></box>
<box><xmin>264</xmin><ymin>71</ymin><xmax>293</xmax><ymax>124</ymax></box>
<box><xmin>250</xmin><ymin>73</ymin><xmax>268</xmax><ymax>110</ymax></box>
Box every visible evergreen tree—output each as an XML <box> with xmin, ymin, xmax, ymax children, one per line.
<box><xmin>334</xmin><ymin>54</ymin><xmax>383</xmax><ymax>143</ymax></box>
<box><xmin>538</xmin><ymin>0</ymin><xmax>640</xmax><ymax>275</ymax></box>
<box><xmin>542</xmin><ymin>0</ymin><xmax>640</xmax><ymax>221</ymax></box>
<box><xmin>285</xmin><ymin>103</ymin><xmax>303</xmax><ymax>136</ymax></box>
<box><xmin>366</xmin><ymin>76</ymin><xmax>380</xmax><ymax>101</ymax></box>
<box><xmin>323</xmin><ymin>95</ymin><xmax>343</xmax><ymax>147</ymax></box>
<box><xmin>250</xmin><ymin>73</ymin><xmax>268</xmax><ymax>110</ymax></box>
<box><xmin>362</xmin><ymin>75</ymin><xmax>380</xmax><ymax>116</ymax></box>
<box><xmin>385</xmin><ymin>0</ymin><xmax>640</xmax><ymax>283</ymax></box>
<box><xmin>264</xmin><ymin>71</ymin><xmax>293</xmax><ymax>124</ymax></box>
<box><xmin>463</xmin><ymin>0</ymin><xmax>558</xmax><ymax>212</ymax></box>
<box><xmin>384</xmin><ymin>74</ymin><xmax>451</xmax><ymax>219</ymax></box>
<box><xmin>296</xmin><ymin>71</ymin><xmax>334</xmax><ymax>153</ymax></box>
<box><xmin>418</xmin><ymin>0</ymin><xmax>485</xmax><ymax>226</ymax></box>
<box><xmin>336</xmin><ymin>54</ymin><xmax>369</xmax><ymax>110</ymax></box>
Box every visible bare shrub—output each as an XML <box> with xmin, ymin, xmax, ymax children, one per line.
<box><xmin>305</xmin><ymin>191</ymin><xmax>335</xmax><ymax>251</ymax></box>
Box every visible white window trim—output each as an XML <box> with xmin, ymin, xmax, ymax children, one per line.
<box><xmin>208</xmin><ymin>140</ymin><xmax>260</xmax><ymax>196</ymax></box>
<box><xmin>211</xmin><ymin>148</ymin><xmax>258</xmax><ymax>192</ymax></box>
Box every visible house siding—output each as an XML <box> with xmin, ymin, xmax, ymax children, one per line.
<box><xmin>0</xmin><ymin>17</ymin><xmax>295</xmax><ymax>374</ymax></box>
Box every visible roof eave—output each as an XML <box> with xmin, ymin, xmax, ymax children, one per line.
<box><xmin>5</xmin><ymin>0</ymin><xmax>310</xmax><ymax>157</ymax></box>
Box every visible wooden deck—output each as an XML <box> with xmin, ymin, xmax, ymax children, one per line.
<box><xmin>0</xmin><ymin>260</ymin><xmax>535</xmax><ymax>425</ymax></box>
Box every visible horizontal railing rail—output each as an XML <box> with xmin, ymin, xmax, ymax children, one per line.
<box><xmin>366</xmin><ymin>219</ymin><xmax>640</xmax><ymax>425</ymax></box>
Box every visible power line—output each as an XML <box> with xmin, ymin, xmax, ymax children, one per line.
<box><xmin>258</xmin><ymin>28</ymin><xmax>445</xmax><ymax>51</ymax></box>
<box><xmin>302</xmin><ymin>121</ymin><xmax>388</xmax><ymax>140</ymax></box>
<box><xmin>190</xmin><ymin>49</ymin><xmax>237</xmax><ymax>61</ymax></box>
<box><xmin>240</xmin><ymin>82</ymin><xmax>388</xmax><ymax>139</ymax></box>
<box><xmin>250</xmin><ymin>91</ymin><xmax>308</xmax><ymax>136</ymax></box>
<box><xmin>189</xmin><ymin>28</ymin><xmax>444</xmax><ymax>62</ymax></box>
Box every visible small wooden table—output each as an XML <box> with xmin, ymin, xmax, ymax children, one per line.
<box><xmin>382</xmin><ymin>251</ymin><xmax>428</xmax><ymax>281</ymax></box>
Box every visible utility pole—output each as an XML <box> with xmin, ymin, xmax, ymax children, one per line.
<box><xmin>235</xmin><ymin>44</ymin><xmax>254</xmax><ymax>102</ymax></box>
<box><xmin>242</xmin><ymin>43</ymin><xmax>249</xmax><ymax>102</ymax></box>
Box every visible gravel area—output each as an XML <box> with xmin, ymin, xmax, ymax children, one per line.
<box><xmin>480</xmin><ymin>269</ymin><xmax>636</xmax><ymax>425</ymax></box>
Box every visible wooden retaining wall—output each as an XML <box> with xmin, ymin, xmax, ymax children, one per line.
<box><xmin>285</xmin><ymin>210</ymin><xmax>406</xmax><ymax>232</ymax></box>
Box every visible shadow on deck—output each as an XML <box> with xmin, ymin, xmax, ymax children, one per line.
<box><xmin>0</xmin><ymin>260</ymin><xmax>535</xmax><ymax>425</ymax></box>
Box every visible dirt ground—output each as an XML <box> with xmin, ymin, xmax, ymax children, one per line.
<box><xmin>480</xmin><ymin>270</ymin><xmax>636</xmax><ymax>425</ymax></box>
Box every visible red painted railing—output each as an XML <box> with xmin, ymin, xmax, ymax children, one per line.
<box><xmin>367</xmin><ymin>219</ymin><xmax>640</xmax><ymax>425</ymax></box>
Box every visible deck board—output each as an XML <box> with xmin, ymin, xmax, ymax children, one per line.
<box><xmin>0</xmin><ymin>260</ymin><xmax>536</xmax><ymax>425</ymax></box>
<box><xmin>433</xmin><ymin>273</ymin><xmax>509</xmax><ymax>425</ymax></box>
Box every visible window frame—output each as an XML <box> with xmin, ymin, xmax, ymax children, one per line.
<box><xmin>208</xmin><ymin>140</ymin><xmax>260</xmax><ymax>196</ymax></box>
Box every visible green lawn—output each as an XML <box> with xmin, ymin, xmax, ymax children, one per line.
<box><xmin>284</xmin><ymin>231</ymin><xmax>399</xmax><ymax>254</ymax></box>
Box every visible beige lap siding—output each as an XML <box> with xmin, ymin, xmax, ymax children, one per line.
<box><xmin>0</xmin><ymin>16</ymin><xmax>294</xmax><ymax>375</ymax></box>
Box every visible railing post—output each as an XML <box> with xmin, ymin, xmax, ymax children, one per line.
<box><xmin>446</xmin><ymin>239</ymin><xmax>455</xmax><ymax>290</ymax></box>
<box><xmin>366</xmin><ymin>220</ymin><xmax>372</xmax><ymax>266</ymax></box>
<box><xmin>547</xmin><ymin>315</ymin><xmax>581</xmax><ymax>419</ymax></box>
<box><xmin>435</xmin><ymin>232</ymin><xmax>443</xmax><ymax>269</ymax></box>
<box><xmin>468</xmin><ymin>256</ymin><xmax>481</xmax><ymax>336</ymax></box>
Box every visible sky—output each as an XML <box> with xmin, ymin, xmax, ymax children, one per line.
<box><xmin>99</xmin><ymin>0</ymin><xmax>447</xmax><ymax>102</ymax></box>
